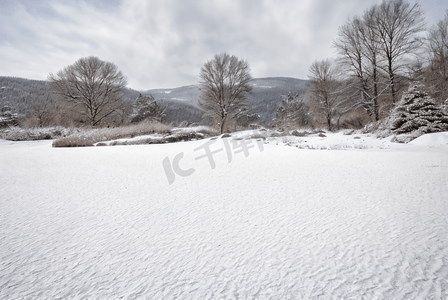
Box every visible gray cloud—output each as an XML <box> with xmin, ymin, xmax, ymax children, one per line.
<box><xmin>0</xmin><ymin>0</ymin><xmax>446</xmax><ymax>90</ymax></box>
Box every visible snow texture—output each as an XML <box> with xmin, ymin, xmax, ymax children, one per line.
<box><xmin>1</xmin><ymin>132</ymin><xmax>448</xmax><ymax>299</ymax></box>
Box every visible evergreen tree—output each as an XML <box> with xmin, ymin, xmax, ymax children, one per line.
<box><xmin>272</xmin><ymin>92</ymin><xmax>310</xmax><ymax>129</ymax></box>
<box><xmin>390</xmin><ymin>83</ymin><xmax>448</xmax><ymax>135</ymax></box>
<box><xmin>0</xmin><ymin>104</ymin><xmax>19</xmax><ymax>128</ymax></box>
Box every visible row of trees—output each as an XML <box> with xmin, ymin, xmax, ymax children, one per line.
<box><xmin>306</xmin><ymin>0</ymin><xmax>448</xmax><ymax>130</ymax></box>
<box><xmin>9</xmin><ymin>56</ymin><xmax>165</xmax><ymax>127</ymax></box>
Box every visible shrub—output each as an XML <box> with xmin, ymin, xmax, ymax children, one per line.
<box><xmin>52</xmin><ymin>136</ymin><xmax>94</xmax><ymax>147</ymax></box>
<box><xmin>291</xmin><ymin>130</ymin><xmax>310</xmax><ymax>137</ymax></box>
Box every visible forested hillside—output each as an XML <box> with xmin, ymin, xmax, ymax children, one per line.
<box><xmin>147</xmin><ymin>77</ymin><xmax>308</xmax><ymax>125</ymax></box>
<box><xmin>1</xmin><ymin>76</ymin><xmax>308</xmax><ymax>126</ymax></box>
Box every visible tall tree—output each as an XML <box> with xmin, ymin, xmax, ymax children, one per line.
<box><xmin>198</xmin><ymin>53</ymin><xmax>253</xmax><ymax>133</ymax></box>
<box><xmin>374</xmin><ymin>0</ymin><xmax>425</xmax><ymax>103</ymax></box>
<box><xmin>307</xmin><ymin>59</ymin><xmax>348</xmax><ymax>131</ymax></box>
<box><xmin>424</xmin><ymin>10</ymin><xmax>448</xmax><ymax>103</ymax></box>
<box><xmin>48</xmin><ymin>56</ymin><xmax>128</xmax><ymax>126</ymax></box>
<box><xmin>334</xmin><ymin>16</ymin><xmax>374</xmax><ymax>118</ymax></box>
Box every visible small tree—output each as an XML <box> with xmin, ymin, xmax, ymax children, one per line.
<box><xmin>390</xmin><ymin>83</ymin><xmax>448</xmax><ymax>135</ymax></box>
<box><xmin>0</xmin><ymin>105</ymin><xmax>19</xmax><ymax>129</ymax></box>
<box><xmin>48</xmin><ymin>56</ymin><xmax>128</xmax><ymax>126</ymax></box>
<box><xmin>130</xmin><ymin>93</ymin><xmax>166</xmax><ymax>123</ymax></box>
<box><xmin>272</xmin><ymin>92</ymin><xmax>309</xmax><ymax>129</ymax></box>
<box><xmin>198</xmin><ymin>52</ymin><xmax>253</xmax><ymax>133</ymax></box>
<box><xmin>0</xmin><ymin>86</ymin><xmax>19</xmax><ymax>128</ymax></box>
<box><xmin>30</xmin><ymin>91</ymin><xmax>64</xmax><ymax>127</ymax></box>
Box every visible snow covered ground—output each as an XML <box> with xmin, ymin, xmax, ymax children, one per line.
<box><xmin>1</xmin><ymin>132</ymin><xmax>448</xmax><ymax>299</ymax></box>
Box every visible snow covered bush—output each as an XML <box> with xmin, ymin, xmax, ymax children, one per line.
<box><xmin>389</xmin><ymin>83</ymin><xmax>448</xmax><ymax>142</ymax></box>
<box><xmin>0</xmin><ymin>105</ymin><xmax>19</xmax><ymax>129</ymax></box>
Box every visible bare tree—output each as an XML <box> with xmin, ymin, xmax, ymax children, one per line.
<box><xmin>31</xmin><ymin>92</ymin><xmax>57</xmax><ymax>127</ymax></box>
<box><xmin>334</xmin><ymin>16</ymin><xmax>374</xmax><ymax>118</ymax></box>
<box><xmin>307</xmin><ymin>60</ymin><xmax>349</xmax><ymax>131</ymax></box>
<box><xmin>48</xmin><ymin>56</ymin><xmax>128</xmax><ymax>126</ymax></box>
<box><xmin>424</xmin><ymin>10</ymin><xmax>448</xmax><ymax>103</ymax></box>
<box><xmin>334</xmin><ymin>1</ymin><xmax>423</xmax><ymax>120</ymax></box>
<box><xmin>373</xmin><ymin>0</ymin><xmax>425</xmax><ymax>103</ymax></box>
<box><xmin>198</xmin><ymin>53</ymin><xmax>253</xmax><ymax>133</ymax></box>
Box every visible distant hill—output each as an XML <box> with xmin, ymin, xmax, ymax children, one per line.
<box><xmin>147</xmin><ymin>77</ymin><xmax>308</xmax><ymax>125</ymax></box>
<box><xmin>1</xmin><ymin>76</ymin><xmax>308</xmax><ymax>125</ymax></box>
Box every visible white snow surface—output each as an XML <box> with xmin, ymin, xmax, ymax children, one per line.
<box><xmin>408</xmin><ymin>132</ymin><xmax>448</xmax><ymax>147</ymax></box>
<box><xmin>1</xmin><ymin>132</ymin><xmax>448</xmax><ymax>299</ymax></box>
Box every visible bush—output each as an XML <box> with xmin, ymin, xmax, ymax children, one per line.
<box><xmin>291</xmin><ymin>130</ymin><xmax>310</xmax><ymax>137</ymax></box>
<box><xmin>52</xmin><ymin>136</ymin><xmax>94</xmax><ymax>147</ymax></box>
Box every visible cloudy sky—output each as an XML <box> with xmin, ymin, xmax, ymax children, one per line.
<box><xmin>0</xmin><ymin>0</ymin><xmax>447</xmax><ymax>90</ymax></box>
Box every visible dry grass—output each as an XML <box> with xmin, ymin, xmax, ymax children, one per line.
<box><xmin>52</xmin><ymin>121</ymin><xmax>173</xmax><ymax>147</ymax></box>
<box><xmin>0</xmin><ymin>126</ymin><xmax>76</xmax><ymax>141</ymax></box>
<box><xmin>52</xmin><ymin>136</ymin><xmax>95</xmax><ymax>147</ymax></box>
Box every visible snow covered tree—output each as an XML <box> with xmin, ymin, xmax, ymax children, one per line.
<box><xmin>0</xmin><ymin>86</ymin><xmax>19</xmax><ymax>128</ymax></box>
<box><xmin>272</xmin><ymin>92</ymin><xmax>309</xmax><ymax>129</ymax></box>
<box><xmin>198</xmin><ymin>52</ymin><xmax>253</xmax><ymax>133</ymax></box>
<box><xmin>390</xmin><ymin>83</ymin><xmax>448</xmax><ymax>135</ymax></box>
<box><xmin>0</xmin><ymin>105</ymin><xmax>19</xmax><ymax>129</ymax></box>
<box><xmin>130</xmin><ymin>93</ymin><xmax>166</xmax><ymax>123</ymax></box>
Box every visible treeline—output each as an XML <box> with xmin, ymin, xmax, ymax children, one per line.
<box><xmin>0</xmin><ymin>76</ymin><xmax>205</xmax><ymax>128</ymax></box>
<box><xmin>303</xmin><ymin>0</ymin><xmax>448</xmax><ymax>131</ymax></box>
<box><xmin>0</xmin><ymin>75</ymin><xmax>307</xmax><ymax>129</ymax></box>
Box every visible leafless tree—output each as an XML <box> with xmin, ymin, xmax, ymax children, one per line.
<box><xmin>334</xmin><ymin>1</ymin><xmax>423</xmax><ymax>120</ymax></box>
<box><xmin>373</xmin><ymin>0</ymin><xmax>426</xmax><ymax>103</ymax></box>
<box><xmin>48</xmin><ymin>56</ymin><xmax>128</xmax><ymax>126</ymax></box>
<box><xmin>334</xmin><ymin>16</ymin><xmax>375</xmax><ymax>119</ymax></box>
<box><xmin>307</xmin><ymin>59</ymin><xmax>349</xmax><ymax>131</ymax></box>
<box><xmin>31</xmin><ymin>92</ymin><xmax>58</xmax><ymax>127</ymax></box>
<box><xmin>424</xmin><ymin>10</ymin><xmax>448</xmax><ymax>103</ymax></box>
<box><xmin>198</xmin><ymin>53</ymin><xmax>253</xmax><ymax>133</ymax></box>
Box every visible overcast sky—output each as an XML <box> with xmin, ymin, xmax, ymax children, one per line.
<box><xmin>0</xmin><ymin>0</ymin><xmax>447</xmax><ymax>90</ymax></box>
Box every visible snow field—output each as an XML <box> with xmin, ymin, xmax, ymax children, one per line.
<box><xmin>1</xmin><ymin>134</ymin><xmax>448</xmax><ymax>299</ymax></box>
